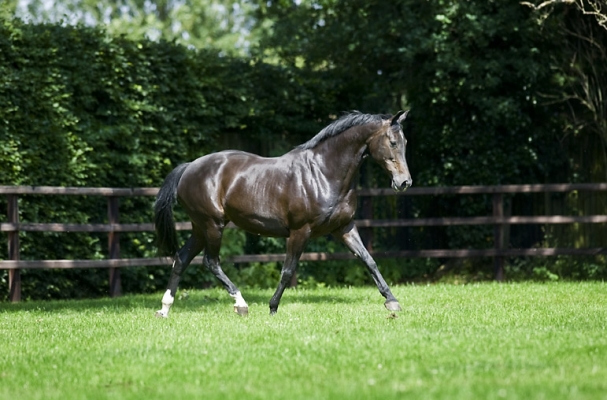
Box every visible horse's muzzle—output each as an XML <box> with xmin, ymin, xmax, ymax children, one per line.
<box><xmin>392</xmin><ymin>178</ymin><xmax>412</xmax><ymax>192</ymax></box>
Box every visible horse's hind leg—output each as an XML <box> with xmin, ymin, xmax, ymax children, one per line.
<box><xmin>203</xmin><ymin>221</ymin><xmax>249</xmax><ymax>316</ymax></box>
<box><xmin>155</xmin><ymin>232</ymin><xmax>205</xmax><ymax>318</ymax></box>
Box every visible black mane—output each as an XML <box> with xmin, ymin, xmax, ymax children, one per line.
<box><xmin>297</xmin><ymin>112</ymin><xmax>385</xmax><ymax>150</ymax></box>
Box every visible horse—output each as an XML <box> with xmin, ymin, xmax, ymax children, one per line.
<box><xmin>154</xmin><ymin>111</ymin><xmax>412</xmax><ymax>317</ymax></box>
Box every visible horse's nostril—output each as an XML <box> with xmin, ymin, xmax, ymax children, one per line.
<box><xmin>393</xmin><ymin>179</ymin><xmax>412</xmax><ymax>192</ymax></box>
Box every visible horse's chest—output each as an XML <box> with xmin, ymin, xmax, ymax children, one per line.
<box><xmin>326</xmin><ymin>201</ymin><xmax>355</xmax><ymax>222</ymax></box>
<box><xmin>311</xmin><ymin>196</ymin><xmax>356</xmax><ymax>234</ymax></box>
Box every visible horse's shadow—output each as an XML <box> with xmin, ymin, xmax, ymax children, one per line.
<box><xmin>1</xmin><ymin>288</ymin><xmax>362</xmax><ymax>314</ymax></box>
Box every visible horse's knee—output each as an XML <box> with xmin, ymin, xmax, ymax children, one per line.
<box><xmin>204</xmin><ymin>261</ymin><xmax>220</xmax><ymax>275</ymax></box>
<box><xmin>203</xmin><ymin>253</ymin><xmax>217</xmax><ymax>267</ymax></box>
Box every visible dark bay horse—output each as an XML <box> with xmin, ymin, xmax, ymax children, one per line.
<box><xmin>154</xmin><ymin>111</ymin><xmax>412</xmax><ymax>317</ymax></box>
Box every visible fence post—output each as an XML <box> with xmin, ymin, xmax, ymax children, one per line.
<box><xmin>492</xmin><ymin>193</ymin><xmax>505</xmax><ymax>281</ymax></box>
<box><xmin>108</xmin><ymin>196</ymin><xmax>121</xmax><ymax>297</ymax></box>
<box><xmin>7</xmin><ymin>194</ymin><xmax>21</xmax><ymax>302</ymax></box>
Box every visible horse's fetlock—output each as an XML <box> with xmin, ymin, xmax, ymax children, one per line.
<box><xmin>161</xmin><ymin>289</ymin><xmax>174</xmax><ymax>306</ymax></box>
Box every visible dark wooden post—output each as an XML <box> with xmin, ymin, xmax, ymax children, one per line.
<box><xmin>108</xmin><ymin>196</ymin><xmax>121</xmax><ymax>297</ymax></box>
<box><xmin>8</xmin><ymin>194</ymin><xmax>21</xmax><ymax>302</ymax></box>
<box><xmin>492</xmin><ymin>193</ymin><xmax>505</xmax><ymax>281</ymax></box>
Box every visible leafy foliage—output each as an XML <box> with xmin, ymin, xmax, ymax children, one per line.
<box><xmin>252</xmin><ymin>0</ymin><xmax>584</xmax><ymax>260</ymax></box>
<box><xmin>0</xmin><ymin>17</ymin><xmax>330</xmax><ymax>299</ymax></box>
<box><xmin>1</xmin><ymin>0</ymin><xmax>606</xmax><ymax>300</ymax></box>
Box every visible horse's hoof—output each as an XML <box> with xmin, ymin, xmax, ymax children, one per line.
<box><xmin>234</xmin><ymin>306</ymin><xmax>249</xmax><ymax>317</ymax></box>
<box><xmin>155</xmin><ymin>310</ymin><xmax>168</xmax><ymax>318</ymax></box>
<box><xmin>385</xmin><ymin>301</ymin><xmax>402</xmax><ymax>312</ymax></box>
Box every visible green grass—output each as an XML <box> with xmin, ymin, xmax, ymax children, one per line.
<box><xmin>1</xmin><ymin>282</ymin><xmax>606</xmax><ymax>400</ymax></box>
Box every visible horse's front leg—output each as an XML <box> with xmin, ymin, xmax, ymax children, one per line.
<box><xmin>269</xmin><ymin>228</ymin><xmax>310</xmax><ymax>315</ymax></box>
<box><xmin>336</xmin><ymin>222</ymin><xmax>401</xmax><ymax>311</ymax></box>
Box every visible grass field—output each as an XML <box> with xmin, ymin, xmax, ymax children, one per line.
<box><xmin>1</xmin><ymin>282</ymin><xmax>606</xmax><ymax>400</ymax></box>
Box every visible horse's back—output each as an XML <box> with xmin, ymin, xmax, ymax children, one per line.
<box><xmin>180</xmin><ymin>150</ymin><xmax>280</xmax><ymax>191</ymax></box>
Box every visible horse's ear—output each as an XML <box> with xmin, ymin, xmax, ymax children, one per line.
<box><xmin>391</xmin><ymin>110</ymin><xmax>409</xmax><ymax>126</ymax></box>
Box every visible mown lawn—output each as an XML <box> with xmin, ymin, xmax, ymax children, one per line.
<box><xmin>1</xmin><ymin>282</ymin><xmax>606</xmax><ymax>400</ymax></box>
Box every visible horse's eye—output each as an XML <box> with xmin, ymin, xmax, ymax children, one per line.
<box><xmin>390</xmin><ymin>141</ymin><xmax>397</xmax><ymax>148</ymax></box>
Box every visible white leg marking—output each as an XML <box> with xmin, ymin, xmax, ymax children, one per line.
<box><xmin>230</xmin><ymin>291</ymin><xmax>248</xmax><ymax>314</ymax></box>
<box><xmin>155</xmin><ymin>289</ymin><xmax>174</xmax><ymax>318</ymax></box>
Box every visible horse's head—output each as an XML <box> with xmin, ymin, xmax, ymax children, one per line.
<box><xmin>367</xmin><ymin>110</ymin><xmax>412</xmax><ymax>192</ymax></box>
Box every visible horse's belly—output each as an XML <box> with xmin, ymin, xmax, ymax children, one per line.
<box><xmin>233</xmin><ymin>219</ymin><xmax>290</xmax><ymax>237</ymax></box>
<box><xmin>224</xmin><ymin>202</ymin><xmax>290</xmax><ymax>237</ymax></box>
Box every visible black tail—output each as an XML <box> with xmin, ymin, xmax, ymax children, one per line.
<box><xmin>154</xmin><ymin>163</ymin><xmax>190</xmax><ymax>256</ymax></box>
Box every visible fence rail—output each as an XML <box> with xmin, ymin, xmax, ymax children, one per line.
<box><xmin>2</xmin><ymin>184</ymin><xmax>606</xmax><ymax>301</ymax></box>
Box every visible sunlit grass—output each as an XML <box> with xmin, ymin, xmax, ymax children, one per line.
<box><xmin>1</xmin><ymin>282</ymin><xmax>606</xmax><ymax>399</ymax></box>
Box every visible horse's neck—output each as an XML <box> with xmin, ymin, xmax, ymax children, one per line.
<box><xmin>313</xmin><ymin>125</ymin><xmax>372</xmax><ymax>189</ymax></box>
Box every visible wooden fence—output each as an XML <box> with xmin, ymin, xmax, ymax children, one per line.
<box><xmin>2</xmin><ymin>184</ymin><xmax>607</xmax><ymax>302</ymax></box>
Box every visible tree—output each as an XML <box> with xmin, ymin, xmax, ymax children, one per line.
<box><xmin>253</xmin><ymin>0</ymin><xmax>567</xmax><ymax>184</ymax></box>
<box><xmin>522</xmin><ymin>0</ymin><xmax>607</xmax><ymax>29</ymax></box>
<box><xmin>249</xmin><ymin>0</ymin><xmax>574</xmax><ymax>257</ymax></box>
<box><xmin>10</xmin><ymin>0</ymin><xmax>258</xmax><ymax>54</ymax></box>
<box><xmin>523</xmin><ymin>0</ymin><xmax>607</xmax><ymax>181</ymax></box>
<box><xmin>521</xmin><ymin>0</ymin><xmax>607</xmax><ymax>252</ymax></box>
